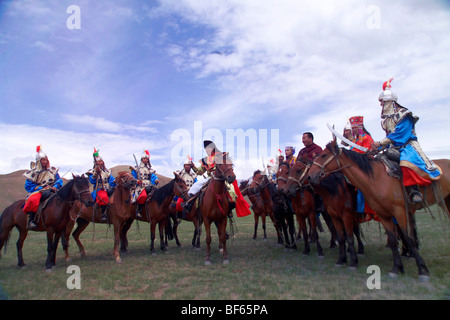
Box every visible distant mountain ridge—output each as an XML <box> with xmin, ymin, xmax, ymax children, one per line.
<box><xmin>0</xmin><ymin>166</ymin><xmax>171</xmax><ymax>210</ymax></box>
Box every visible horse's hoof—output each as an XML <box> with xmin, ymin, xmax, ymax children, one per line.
<box><xmin>65</xmin><ymin>257</ymin><xmax>72</xmax><ymax>263</ymax></box>
<box><xmin>205</xmin><ymin>260</ymin><xmax>212</xmax><ymax>266</ymax></box>
<box><xmin>388</xmin><ymin>272</ymin><xmax>398</xmax><ymax>279</ymax></box>
<box><xmin>418</xmin><ymin>275</ymin><xmax>430</xmax><ymax>283</ymax></box>
<box><xmin>219</xmin><ymin>248</ymin><xmax>224</xmax><ymax>254</ymax></box>
<box><xmin>151</xmin><ymin>252</ymin><xmax>157</xmax><ymax>256</ymax></box>
<box><xmin>318</xmin><ymin>255</ymin><xmax>325</xmax><ymax>259</ymax></box>
<box><xmin>348</xmin><ymin>266</ymin><xmax>357</xmax><ymax>272</ymax></box>
<box><xmin>45</xmin><ymin>268</ymin><xmax>53</xmax><ymax>273</ymax></box>
<box><xmin>115</xmin><ymin>258</ymin><xmax>122</xmax><ymax>264</ymax></box>
<box><xmin>223</xmin><ymin>259</ymin><xmax>230</xmax><ymax>265</ymax></box>
<box><xmin>335</xmin><ymin>263</ymin><xmax>344</xmax><ymax>268</ymax></box>
<box><xmin>19</xmin><ymin>265</ymin><xmax>28</xmax><ymax>270</ymax></box>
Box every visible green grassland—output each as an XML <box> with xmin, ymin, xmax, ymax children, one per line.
<box><xmin>0</xmin><ymin>208</ymin><xmax>448</xmax><ymax>300</ymax></box>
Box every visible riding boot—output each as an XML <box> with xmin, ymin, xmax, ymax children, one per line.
<box><xmin>26</xmin><ymin>212</ymin><xmax>38</xmax><ymax>229</ymax></box>
<box><xmin>407</xmin><ymin>185</ymin><xmax>423</xmax><ymax>204</ymax></box>
<box><xmin>100</xmin><ymin>205</ymin><xmax>108</xmax><ymax>222</ymax></box>
<box><xmin>181</xmin><ymin>201</ymin><xmax>193</xmax><ymax>220</ymax></box>
<box><xmin>228</xmin><ymin>201</ymin><xmax>236</xmax><ymax>218</ymax></box>
<box><xmin>135</xmin><ymin>204</ymin><xmax>143</xmax><ymax>218</ymax></box>
<box><xmin>316</xmin><ymin>214</ymin><xmax>325</xmax><ymax>232</ymax></box>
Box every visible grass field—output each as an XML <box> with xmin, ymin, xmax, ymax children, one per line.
<box><xmin>0</xmin><ymin>208</ymin><xmax>449</xmax><ymax>300</ymax></box>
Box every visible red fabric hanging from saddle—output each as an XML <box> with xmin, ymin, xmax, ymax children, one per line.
<box><xmin>232</xmin><ymin>180</ymin><xmax>251</xmax><ymax>217</ymax></box>
<box><xmin>401</xmin><ymin>167</ymin><xmax>431</xmax><ymax>186</ymax></box>
<box><xmin>176</xmin><ymin>197</ymin><xmax>184</xmax><ymax>212</ymax></box>
<box><xmin>96</xmin><ymin>190</ymin><xmax>109</xmax><ymax>206</ymax></box>
<box><xmin>137</xmin><ymin>189</ymin><xmax>147</xmax><ymax>205</ymax></box>
<box><xmin>23</xmin><ymin>192</ymin><xmax>42</xmax><ymax>213</ymax></box>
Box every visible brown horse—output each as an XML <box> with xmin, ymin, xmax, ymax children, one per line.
<box><xmin>171</xmin><ymin>193</ymin><xmax>204</xmax><ymax>249</ymax></box>
<box><xmin>308</xmin><ymin>137</ymin><xmax>450</xmax><ymax>280</ymax></box>
<box><xmin>247</xmin><ymin>171</ymin><xmax>272</xmax><ymax>240</ymax></box>
<box><xmin>136</xmin><ymin>173</ymin><xmax>188</xmax><ymax>254</ymax></box>
<box><xmin>286</xmin><ymin>160</ymin><xmax>363</xmax><ymax>268</ymax></box>
<box><xmin>0</xmin><ymin>175</ymin><xmax>93</xmax><ymax>270</ymax></box>
<box><xmin>109</xmin><ymin>171</ymin><xmax>137</xmax><ymax>263</ymax></box>
<box><xmin>200</xmin><ymin>152</ymin><xmax>236</xmax><ymax>265</ymax></box>
<box><xmin>277</xmin><ymin>162</ymin><xmax>323</xmax><ymax>256</ymax></box>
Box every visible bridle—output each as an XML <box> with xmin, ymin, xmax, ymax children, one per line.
<box><xmin>213</xmin><ymin>163</ymin><xmax>234</xmax><ymax>181</ymax></box>
<box><xmin>312</xmin><ymin>145</ymin><xmax>350</xmax><ymax>178</ymax></box>
<box><xmin>287</xmin><ymin>161</ymin><xmax>311</xmax><ymax>190</ymax></box>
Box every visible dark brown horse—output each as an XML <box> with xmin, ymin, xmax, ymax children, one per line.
<box><xmin>247</xmin><ymin>171</ymin><xmax>272</xmax><ymax>241</ymax></box>
<box><xmin>249</xmin><ymin>170</ymin><xmax>297</xmax><ymax>249</ymax></box>
<box><xmin>137</xmin><ymin>173</ymin><xmax>188</xmax><ymax>254</ymax></box>
<box><xmin>277</xmin><ymin>162</ymin><xmax>323</xmax><ymax>256</ymax></box>
<box><xmin>0</xmin><ymin>175</ymin><xmax>93</xmax><ymax>270</ymax></box>
<box><xmin>308</xmin><ymin>137</ymin><xmax>450</xmax><ymax>280</ymax></box>
<box><xmin>200</xmin><ymin>152</ymin><xmax>236</xmax><ymax>265</ymax></box>
<box><xmin>286</xmin><ymin>159</ymin><xmax>363</xmax><ymax>268</ymax></box>
<box><xmin>171</xmin><ymin>194</ymin><xmax>204</xmax><ymax>249</ymax></box>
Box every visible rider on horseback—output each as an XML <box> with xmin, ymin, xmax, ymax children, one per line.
<box><xmin>86</xmin><ymin>148</ymin><xmax>116</xmax><ymax>222</ymax></box>
<box><xmin>371</xmin><ymin>79</ymin><xmax>442</xmax><ymax>203</ymax></box>
<box><xmin>130</xmin><ymin>150</ymin><xmax>159</xmax><ymax>218</ymax></box>
<box><xmin>23</xmin><ymin>146</ymin><xmax>63</xmax><ymax>229</ymax></box>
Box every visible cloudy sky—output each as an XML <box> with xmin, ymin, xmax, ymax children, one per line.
<box><xmin>1</xmin><ymin>0</ymin><xmax>449</xmax><ymax>179</ymax></box>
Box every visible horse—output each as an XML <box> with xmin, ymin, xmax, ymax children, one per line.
<box><xmin>136</xmin><ymin>173</ymin><xmax>188</xmax><ymax>255</ymax></box>
<box><xmin>247</xmin><ymin>171</ymin><xmax>272</xmax><ymax>240</ymax></box>
<box><xmin>307</xmin><ymin>137</ymin><xmax>450</xmax><ymax>280</ymax></box>
<box><xmin>249</xmin><ymin>170</ymin><xmax>297</xmax><ymax>249</ymax></box>
<box><xmin>108</xmin><ymin>171</ymin><xmax>137</xmax><ymax>263</ymax></box>
<box><xmin>200</xmin><ymin>152</ymin><xmax>236</xmax><ymax>265</ymax></box>
<box><xmin>276</xmin><ymin>162</ymin><xmax>324</xmax><ymax>256</ymax></box>
<box><xmin>168</xmin><ymin>187</ymin><xmax>204</xmax><ymax>250</ymax></box>
<box><xmin>286</xmin><ymin>159</ymin><xmax>364</xmax><ymax>268</ymax></box>
<box><xmin>0</xmin><ymin>175</ymin><xmax>93</xmax><ymax>270</ymax></box>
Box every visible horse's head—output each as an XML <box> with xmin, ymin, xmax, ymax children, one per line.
<box><xmin>72</xmin><ymin>173</ymin><xmax>94</xmax><ymax>206</ymax></box>
<box><xmin>238</xmin><ymin>179</ymin><xmax>249</xmax><ymax>196</ymax></box>
<box><xmin>285</xmin><ymin>160</ymin><xmax>311</xmax><ymax>197</ymax></box>
<box><xmin>117</xmin><ymin>171</ymin><xmax>138</xmax><ymax>190</ymax></box>
<box><xmin>173</xmin><ymin>172</ymin><xmax>189</xmax><ymax>201</ymax></box>
<box><xmin>308</xmin><ymin>137</ymin><xmax>341</xmax><ymax>185</ymax></box>
<box><xmin>214</xmin><ymin>152</ymin><xmax>236</xmax><ymax>183</ymax></box>
<box><xmin>275</xmin><ymin>162</ymin><xmax>290</xmax><ymax>196</ymax></box>
<box><xmin>249</xmin><ymin>170</ymin><xmax>267</xmax><ymax>194</ymax></box>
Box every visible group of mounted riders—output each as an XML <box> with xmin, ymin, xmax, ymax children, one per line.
<box><xmin>21</xmin><ymin>79</ymin><xmax>442</xmax><ymax>237</ymax></box>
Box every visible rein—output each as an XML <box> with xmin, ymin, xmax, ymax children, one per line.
<box><xmin>312</xmin><ymin>147</ymin><xmax>351</xmax><ymax>178</ymax></box>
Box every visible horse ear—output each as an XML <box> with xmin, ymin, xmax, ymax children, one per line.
<box><xmin>173</xmin><ymin>171</ymin><xmax>181</xmax><ymax>180</ymax></box>
<box><xmin>72</xmin><ymin>173</ymin><xmax>76</xmax><ymax>179</ymax></box>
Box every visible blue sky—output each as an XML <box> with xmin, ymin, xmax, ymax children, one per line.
<box><xmin>1</xmin><ymin>0</ymin><xmax>449</xmax><ymax>179</ymax></box>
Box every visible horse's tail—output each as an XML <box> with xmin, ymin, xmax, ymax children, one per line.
<box><xmin>165</xmin><ymin>216</ymin><xmax>174</xmax><ymax>241</ymax></box>
<box><xmin>0</xmin><ymin>208</ymin><xmax>11</xmax><ymax>255</ymax></box>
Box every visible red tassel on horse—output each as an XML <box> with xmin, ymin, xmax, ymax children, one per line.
<box><xmin>137</xmin><ymin>189</ymin><xmax>147</xmax><ymax>205</ymax></box>
<box><xmin>232</xmin><ymin>180</ymin><xmax>251</xmax><ymax>217</ymax></box>
<box><xmin>96</xmin><ymin>190</ymin><xmax>109</xmax><ymax>206</ymax></box>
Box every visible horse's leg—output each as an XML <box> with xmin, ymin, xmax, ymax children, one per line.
<box><xmin>262</xmin><ymin>213</ymin><xmax>267</xmax><ymax>240</ymax></box>
<box><xmin>322</xmin><ymin>210</ymin><xmax>337</xmax><ymax>248</ymax></box>
<box><xmin>343</xmin><ymin>213</ymin><xmax>358</xmax><ymax>269</ymax></box>
<box><xmin>299</xmin><ymin>217</ymin><xmax>310</xmax><ymax>255</ymax></box>
<box><xmin>253</xmin><ymin>214</ymin><xmax>258</xmax><ymax>240</ymax></box>
<box><xmin>397</xmin><ymin>214</ymin><xmax>430</xmax><ymax>280</ymax></box>
<box><xmin>204</xmin><ymin>219</ymin><xmax>212</xmax><ymax>265</ymax></box>
<box><xmin>353</xmin><ymin>221</ymin><xmax>365</xmax><ymax>255</ymax></box>
<box><xmin>309</xmin><ymin>214</ymin><xmax>324</xmax><ymax>257</ymax></box>
<box><xmin>63</xmin><ymin>220</ymin><xmax>75</xmax><ymax>262</ymax></box>
<box><xmin>51</xmin><ymin>231</ymin><xmax>63</xmax><ymax>268</ymax></box>
<box><xmin>159</xmin><ymin>222</ymin><xmax>167</xmax><ymax>252</ymax></box>
<box><xmin>218</xmin><ymin>219</ymin><xmax>229</xmax><ymax>264</ymax></box>
<box><xmin>331</xmin><ymin>217</ymin><xmax>347</xmax><ymax>267</ymax></box>
<box><xmin>113</xmin><ymin>221</ymin><xmax>123</xmax><ymax>264</ymax></box>
<box><xmin>379</xmin><ymin>217</ymin><xmax>404</xmax><ymax>277</ymax></box>
<box><xmin>286</xmin><ymin>213</ymin><xmax>297</xmax><ymax>250</ymax></box>
<box><xmin>172</xmin><ymin>217</ymin><xmax>181</xmax><ymax>247</ymax></box>
<box><xmin>16</xmin><ymin>226</ymin><xmax>28</xmax><ymax>268</ymax></box>
<box><xmin>72</xmin><ymin>218</ymin><xmax>89</xmax><ymax>257</ymax></box>
<box><xmin>150</xmin><ymin>222</ymin><xmax>156</xmax><ymax>254</ymax></box>
<box><xmin>45</xmin><ymin>229</ymin><xmax>55</xmax><ymax>270</ymax></box>
<box><xmin>120</xmin><ymin>218</ymin><xmax>133</xmax><ymax>253</ymax></box>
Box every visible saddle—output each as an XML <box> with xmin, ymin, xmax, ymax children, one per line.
<box><xmin>377</xmin><ymin>148</ymin><xmax>402</xmax><ymax>180</ymax></box>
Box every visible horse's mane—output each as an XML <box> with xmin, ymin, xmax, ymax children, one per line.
<box><xmin>326</xmin><ymin>142</ymin><xmax>376</xmax><ymax>178</ymax></box>
<box><xmin>55</xmin><ymin>178</ymin><xmax>75</xmax><ymax>201</ymax></box>
<box><xmin>151</xmin><ymin>179</ymin><xmax>176</xmax><ymax>206</ymax></box>
<box><xmin>319</xmin><ymin>172</ymin><xmax>346</xmax><ymax>197</ymax></box>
